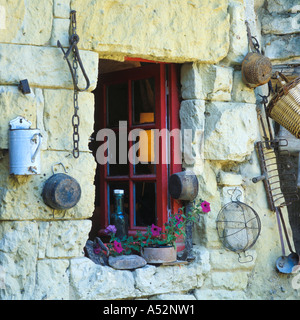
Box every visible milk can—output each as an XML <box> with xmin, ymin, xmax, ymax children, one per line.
<box><xmin>9</xmin><ymin>116</ymin><xmax>42</xmax><ymax>175</ymax></box>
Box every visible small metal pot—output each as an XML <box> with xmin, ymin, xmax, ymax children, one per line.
<box><xmin>168</xmin><ymin>170</ymin><xmax>198</xmax><ymax>201</ymax></box>
<box><xmin>42</xmin><ymin>162</ymin><xmax>81</xmax><ymax>210</ymax></box>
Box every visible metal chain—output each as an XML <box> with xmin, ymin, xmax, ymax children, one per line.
<box><xmin>71</xmin><ymin>11</ymin><xmax>80</xmax><ymax>158</ymax></box>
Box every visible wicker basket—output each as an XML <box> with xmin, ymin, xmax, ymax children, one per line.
<box><xmin>267</xmin><ymin>74</ymin><xmax>300</xmax><ymax>138</ymax></box>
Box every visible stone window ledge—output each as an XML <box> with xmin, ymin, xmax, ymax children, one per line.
<box><xmin>69</xmin><ymin>246</ymin><xmax>210</xmax><ymax>300</ymax></box>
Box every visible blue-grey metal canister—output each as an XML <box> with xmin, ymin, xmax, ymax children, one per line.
<box><xmin>9</xmin><ymin>116</ymin><xmax>42</xmax><ymax>175</ymax></box>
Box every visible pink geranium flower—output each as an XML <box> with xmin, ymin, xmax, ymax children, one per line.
<box><xmin>175</xmin><ymin>214</ymin><xmax>184</xmax><ymax>227</ymax></box>
<box><xmin>113</xmin><ymin>240</ymin><xmax>124</xmax><ymax>253</ymax></box>
<box><xmin>151</xmin><ymin>224</ymin><xmax>162</xmax><ymax>237</ymax></box>
<box><xmin>201</xmin><ymin>201</ymin><xmax>211</xmax><ymax>213</ymax></box>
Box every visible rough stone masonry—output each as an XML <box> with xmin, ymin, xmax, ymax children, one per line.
<box><xmin>0</xmin><ymin>0</ymin><xmax>299</xmax><ymax>300</ymax></box>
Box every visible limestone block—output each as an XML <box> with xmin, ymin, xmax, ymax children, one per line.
<box><xmin>211</xmin><ymin>271</ymin><xmax>249</xmax><ymax>290</ymax></box>
<box><xmin>181</xmin><ymin>63</ymin><xmax>202</xmax><ymax>100</ymax></box>
<box><xmin>51</xmin><ymin>18</ymin><xmax>70</xmax><ymax>47</ymax></box>
<box><xmin>43</xmin><ymin>89</ymin><xmax>94</xmax><ymax>152</ymax></box>
<box><xmin>0</xmin><ymin>86</ymin><xmax>42</xmax><ymax>149</ymax></box>
<box><xmin>149</xmin><ymin>293</ymin><xmax>196</xmax><ymax>300</ymax></box>
<box><xmin>34</xmin><ymin>259</ymin><xmax>70</xmax><ymax>300</ymax></box>
<box><xmin>194</xmin><ymin>162</ymin><xmax>218</xmax><ymax>205</ymax></box>
<box><xmin>134</xmin><ymin>259</ymin><xmax>206</xmax><ymax>295</ymax></box>
<box><xmin>0</xmin><ymin>0</ymin><xmax>52</xmax><ymax>45</ymax></box>
<box><xmin>210</xmin><ymin>249</ymin><xmax>256</xmax><ymax>270</ymax></box>
<box><xmin>0</xmin><ymin>44</ymin><xmax>99</xmax><ymax>91</ymax></box>
<box><xmin>206</xmin><ymin>65</ymin><xmax>233</xmax><ymax>101</ymax></box>
<box><xmin>69</xmin><ymin>257</ymin><xmax>136</xmax><ymax>300</ymax></box>
<box><xmin>181</xmin><ymin>64</ymin><xmax>233</xmax><ymax>101</ymax></box>
<box><xmin>180</xmin><ymin>100</ymin><xmax>205</xmax><ymax>167</ymax></box>
<box><xmin>35</xmin><ymin>88</ymin><xmax>48</xmax><ymax>151</ymax></box>
<box><xmin>54</xmin><ymin>0</ymin><xmax>71</xmax><ymax>18</ymax></box>
<box><xmin>265</xmin><ymin>0</ymin><xmax>300</xmax><ymax>14</ymax></box>
<box><xmin>0</xmin><ymin>221</ymin><xmax>39</xmax><ymax>299</ymax></box>
<box><xmin>194</xmin><ymin>288</ymin><xmax>247</xmax><ymax>300</ymax></box>
<box><xmin>221</xmin><ymin>0</ymin><xmax>248</xmax><ymax>65</ymax></box>
<box><xmin>44</xmin><ymin>220</ymin><xmax>91</xmax><ymax>258</ymax></box>
<box><xmin>38</xmin><ymin>222</ymin><xmax>49</xmax><ymax>259</ymax></box>
<box><xmin>71</xmin><ymin>0</ymin><xmax>230</xmax><ymax>63</ymax></box>
<box><xmin>204</xmin><ymin>102</ymin><xmax>259</xmax><ymax>162</ymax></box>
<box><xmin>231</xmin><ymin>71</ymin><xmax>256</xmax><ymax>103</ymax></box>
<box><xmin>218</xmin><ymin>171</ymin><xmax>243</xmax><ymax>186</ymax></box>
<box><xmin>0</xmin><ymin>150</ymin><xmax>96</xmax><ymax>221</ymax></box>
<box><xmin>264</xmin><ymin>34</ymin><xmax>300</xmax><ymax>61</ymax></box>
<box><xmin>262</xmin><ymin>13</ymin><xmax>300</xmax><ymax>35</ymax></box>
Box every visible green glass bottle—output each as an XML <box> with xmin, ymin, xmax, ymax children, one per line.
<box><xmin>111</xmin><ymin>189</ymin><xmax>128</xmax><ymax>240</ymax></box>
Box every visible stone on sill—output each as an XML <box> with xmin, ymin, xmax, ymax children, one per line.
<box><xmin>108</xmin><ymin>255</ymin><xmax>147</xmax><ymax>270</ymax></box>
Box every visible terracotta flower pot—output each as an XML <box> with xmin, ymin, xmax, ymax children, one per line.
<box><xmin>141</xmin><ymin>246</ymin><xmax>177</xmax><ymax>264</ymax></box>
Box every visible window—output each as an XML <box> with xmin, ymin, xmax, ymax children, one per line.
<box><xmin>91</xmin><ymin>60</ymin><xmax>181</xmax><ymax>238</ymax></box>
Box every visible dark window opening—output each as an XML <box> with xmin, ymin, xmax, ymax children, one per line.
<box><xmin>88</xmin><ymin>59</ymin><xmax>181</xmax><ymax>242</ymax></box>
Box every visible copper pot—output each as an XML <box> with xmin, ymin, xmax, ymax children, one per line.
<box><xmin>241</xmin><ymin>52</ymin><xmax>272</xmax><ymax>88</ymax></box>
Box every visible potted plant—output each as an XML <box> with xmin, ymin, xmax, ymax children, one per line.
<box><xmin>104</xmin><ymin>199</ymin><xmax>211</xmax><ymax>264</ymax></box>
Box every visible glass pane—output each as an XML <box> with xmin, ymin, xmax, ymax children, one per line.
<box><xmin>132</xmin><ymin>78</ymin><xmax>155</xmax><ymax>125</ymax></box>
<box><xmin>134</xmin><ymin>182</ymin><xmax>156</xmax><ymax>227</ymax></box>
<box><xmin>131</xmin><ymin>131</ymin><xmax>156</xmax><ymax>175</ymax></box>
<box><xmin>107</xmin><ymin>132</ymin><xmax>129</xmax><ymax>176</ymax></box>
<box><xmin>108</xmin><ymin>182</ymin><xmax>129</xmax><ymax>225</ymax></box>
<box><xmin>107</xmin><ymin>83</ymin><xmax>128</xmax><ymax>127</ymax></box>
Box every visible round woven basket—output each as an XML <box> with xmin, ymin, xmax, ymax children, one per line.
<box><xmin>267</xmin><ymin>76</ymin><xmax>300</xmax><ymax>138</ymax></box>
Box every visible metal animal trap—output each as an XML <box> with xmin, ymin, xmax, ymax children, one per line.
<box><xmin>216</xmin><ymin>189</ymin><xmax>261</xmax><ymax>263</ymax></box>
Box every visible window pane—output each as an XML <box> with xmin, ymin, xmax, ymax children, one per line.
<box><xmin>108</xmin><ymin>182</ymin><xmax>129</xmax><ymax>225</ymax></box>
<box><xmin>107</xmin><ymin>83</ymin><xmax>128</xmax><ymax>127</ymax></box>
<box><xmin>134</xmin><ymin>182</ymin><xmax>156</xmax><ymax>227</ymax></box>
<box><xmin>131</xmin><ymin>131</ymin><xmax>156</xmax><ymax>175</ymax></box>
<box><xmin>132</xmin><ymin>78</ymin><xmax>155</xmax><ymax>125</ymax></box>
<box><xmin>107</xmin><ymin>132</ymin><xmax>129</xmax><ymax>176</ymax></box>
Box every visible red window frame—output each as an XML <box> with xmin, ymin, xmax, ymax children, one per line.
<box><xmin>98</xmin><ymin>60</ymin><xmax>181</xmax><ymax>235</ymax></box>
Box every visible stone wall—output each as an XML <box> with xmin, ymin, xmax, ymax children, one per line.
<box><xmin>0</xmin><ymin>0</ymin><xmax>98</xmax><ymax>299</ymax></box>
<box><xmin>0</xmin><ymin>0</ymin><xmax>299</xmax><ymax>300</ymax></box>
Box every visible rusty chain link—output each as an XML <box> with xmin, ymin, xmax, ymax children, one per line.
<box><xmin>57</xmin><ymin>10</ymin><xmax>90</xmax><ymax>159</ymax></box>
<box><xmin>71</xmin><ymin>10</ymin><xmax>80</xmax><ymax>158</ymax></box>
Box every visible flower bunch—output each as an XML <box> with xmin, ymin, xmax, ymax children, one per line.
<box><xmin>104</xmin><ymin>199</ymin><xmax>210</xmax><ymax>256</ymax></box>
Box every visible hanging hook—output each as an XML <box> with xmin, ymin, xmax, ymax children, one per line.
<box><xmin>227</xmin><ymin>187</ymin><xmax>243</xmax><ymax>202</ymax></box>
<box><xmin>57</xmin><ymin>11</ymin><xmax>90</xmax><ymax>92</ymax></box>
<box><xmin>238</xmin><ymin>251</ymin><xmax>254</xmax><ymax>263</ymax></box>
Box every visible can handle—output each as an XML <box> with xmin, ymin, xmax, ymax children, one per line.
<box><xmin>31</xmin><ymin>133</ymin><xmax>42</xmax><ymax>163</ymax></box>
<box><xmin>51</xmin><ymin>162</ymin><xmax>68</xmax><ymax>175</ymax></box>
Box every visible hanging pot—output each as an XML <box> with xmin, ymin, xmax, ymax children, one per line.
<box><xmin>42</xmin><ymin>162</ymin><xmax>81</xmax><ymax>210</ymax></box>
<box><xmin>242</xmin><ymin>21</ymin><xmax>273</xmax><ymax>89</ymax></box>
<box><xmin>241</xmin><ymin>52</ymin><xmax>272</xmax><ymax>88</ymax></box>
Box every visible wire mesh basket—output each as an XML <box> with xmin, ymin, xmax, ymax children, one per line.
<box><xmin>267</xmin><ymin>74</ymin><xmax>300</xmax><ymax>138</ymax></box>
<box><xmin>216</xmin><ymin>194</ymin><xmax>261</xmax><ymax>263</ymax></box>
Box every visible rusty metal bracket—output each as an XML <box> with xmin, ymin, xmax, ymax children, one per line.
<box><xmin>57</xmin><ymin>11</ymin><xmax>90</xmax><ymax>92</ymax></box>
